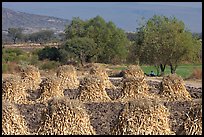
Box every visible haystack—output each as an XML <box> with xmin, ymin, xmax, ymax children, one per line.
<box><xmin>20</xmin><ymin>65</ymin><xmax>41</xmax><ymax>90</ymax></box>
<box><xmin>119</xmin><ymin>77</ymin><xmax>150</xmax><ymax>101</ymax></box>
<box><xmin>89</xmin><ymin>64</ymin><xmax>115</xmax><ymax>89</ymax></box>
<box><xmin>159</xmin><ymin>74</ymin><xmax>192</xmax><ymax>101</ymax></box>
<box><xmin>78</xmin><ymin>75</ymin><xmax>111</xmax><ymax>102</ymax></box>
<box><xmin>37</xmin><ymin>76</ymin><xmax>64</xmax><ymax>103</ymax></box>
<box><xmin>2</xmin><ymin>100</ymin><xmax>29</xmax><ymax>135</ymax></box>
<box><xmin>2</xmin><ymin>75</ymin><xmax>28</xmax><ymax>104</ymax></box>
<box><xmin>177</xmin><ymin>101</ymin><xmax>202</xmax><ymax>135</ymax></box>
<box><xmin>37</xmin><ymin>97</ymin><xmax>96</xmax><ymax>135</ymax></box>
<box><xmin>121</xmin><ymin>65</ymin><xmax>145</xmax><ymax>79</ymax></box>
<box><xmin>111</xmin><ymin>97</ymin><xmax>175</xmax><ymax>135</ymax></box>
<box><xmin>56</xmin><ymin>65</ymin><xmax>79</xmax><ymax>89</ymax></box>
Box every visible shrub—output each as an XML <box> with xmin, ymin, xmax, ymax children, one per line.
<box><xmin>189</xmin><ymin>68</ymin><xmax>202</xmax><ymax>79</ymax></box>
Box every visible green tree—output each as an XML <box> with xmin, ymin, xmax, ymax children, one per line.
<box><xmin>8</xmin><ymin>28</ymin><xmax>23</xmax><ymax>44</ymax></box>
<box><xmin>64</xmin><ymin>16</ymin><xmax>129</xmax><ymax>64</ymax></box>
<box><xmin>62</xmin><ymin>37</ymin><xmax>98</xmax><ymax>66</ymax></box>
<box><xmin>38</xmin><ymin>46</ymin><xmax>60</xmax><ymax>61</ymax></box>
<box><xmin>132</xmin><ymin>15</ymin><xmax>201</xmax><ymax>75</ymax></box>
<box><xmin>29</xmin><ymin>30</ymin><xmax>55</xmax><ymax>43</ymax></box>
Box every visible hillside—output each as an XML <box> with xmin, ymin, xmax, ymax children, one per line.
<box><xmin>2</xmin><ymin>7</ymin><xmax>70</xmax><ymax>33</ymax></box>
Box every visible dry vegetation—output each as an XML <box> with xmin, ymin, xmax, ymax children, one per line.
<box><xmin>2</xmin><ymin>64</ymin><xmax>202</xmax><ymax>135</ymax></box>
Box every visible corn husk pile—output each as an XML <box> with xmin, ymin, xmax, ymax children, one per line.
<box><xmin>121</xmin><ymin>65</ymin><xmax>145</xmax><ymax>79</ymax></box>
<box><xmin>111</xmin><ymin>97</ymin><xmax>175</xmax><ymax>135</ymax></box>
<box><xmin>20</xmin><ymin>65</ymin><xmax>41</xmax><ymax>90</ymax></box>
<box><xmin>78</xmin><ymin>75</ymin><xmax>111</xmax><ymax>102</ymax></box>
<box><xmin>160</xmin><ymin>74</ymin><xmax>192</xmax><ymax>101</ymax></box>
<box><xmin>176</xmin><ymin>100</ymin><xmax>202</xmax><ymax>135</ymax></box>
<box><xmin>119</xmin><ymin>77</ymin><xmax>150</xmax><ymax>101</ymax></box>
<box><xmin>2</xmin><ymin>75</ymin><xmax>28</xmax><ymax>104</ymax></box>
<box><xmin>56</xmin><ymin>65</ymin><xmax>79</xmax><ymax>90</ymax></box>
<box><xmin>37</xmin><ymin>97</ymin><xmax>96</xmax><ymax>135</ymax></box>
<box><xmin>37</xmin><ymin>76</ymin><xmax>64</xmax><ymax>103</ymax></box>
<box><xmin>89</xmin><ymin>64</ymin><xmax>115</xmax><ymax>89</ymax></box>
<box><xmin>2</xmin><ymin>100</ymin><xmax>29</xmax><ymax>135</ymax></box>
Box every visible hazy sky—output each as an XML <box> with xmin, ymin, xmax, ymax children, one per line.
<box><xmin>2</xmin><ymin>2</ymin><xmax>202</xmax><ymax>33</ymax></box>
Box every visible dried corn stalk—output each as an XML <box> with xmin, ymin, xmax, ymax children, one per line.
<box><xmin>119</xmin><ymin>77</ymin><xmax>150</xmax><ymax>101</ymax></box>
<box><xmin>177</xmin><ymin>101</ymin><xmax>202</xmax><ymax>135</ymax></box>
<box><xmin>2</xmin><ymin>100</ymin><xmax>29</xmax><ymax>135</ymax></box>
<box><xmin>89</xmin><ymin>64</ymin><xmax>115</xmax><ymax>89</ymax></box>
<box><xmin>2</xmin><ymin>75</ymin><xmax>28</xmax><ymax>104</ymax></box>
<box><xmin>37</xmin><ymin>97</ymin><xmax>96</xmax><ymax>135</ymax></box>
<box><xmin>121</xmin><ymin>65</ymin><xmax>145</xmax><ymax>79</ymax></box>
<box><xmin>111</xmin><ymin>97</ymin><xmax>175</xmax><ymax>135</ymax></box>
<box><xmin>37</xmin><ymin>76</ymin><xmax>64</xmax><ymax>103</ymax></box>
<box><xmin>20</xmin><ymin>65</ymin><xmax>41</xmax><ymax>90</ymax></box>
<box><xmin>78</xmin><ymin>75</ymin><xmax>111</xmax><ymax>102</ymax></box>
<box><xmin>56</xmin><ymin>65</ymin><xmax>79</xmax><ymax>90</ymax></box>
<box><xmin>160</xmin><ymin>74</ymin><xmax>192</xmax><ymax>101</ymax></box>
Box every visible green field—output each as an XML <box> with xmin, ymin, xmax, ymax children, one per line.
<box><xmin>110</xmin><ymin>64</ymin><xmax>202</xmax><ymax>79</ymax></box>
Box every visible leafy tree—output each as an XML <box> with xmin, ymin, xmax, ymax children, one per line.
<box><xmin>8</xmin><ymin>28</ymin><xmax>23</xmax><ymax>44</ymax></box>
<box><xmin>62</xmin><ymin>37</ymin><xmax>98</xmax><ymax>66</ymax></box>
<box><xmin>29</xmin><ymin>30</ymin><xmax>55</xmax><ymax>43</ymax></box>
<box><xmin>64</xmin><ymin>16</ymin><xmax>129</xmax><ymax>64</ymax></box>
<box><xmin>131</xmin><ymin>15</ymin><xmax>201</xmax><ymax>75</ymax></box>
<box><xmin>38</xmin><ymin>46</ymin><xmax>60</xmax><ymax>61</ymax></box>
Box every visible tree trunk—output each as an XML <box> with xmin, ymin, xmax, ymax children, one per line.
<box><xmin>155</xmin><ymin>65</ymin><xmax>160</xmax><ymax>76</ymax></box>
<box><xmin>160</xmin><ymin>64</ymin><xmax>166</xmax><ymax>76</ymax></box>
<box><xmin>170</xmin><ymin>63</ymin><xmax>177</xmax><ymax>74</ymax></box>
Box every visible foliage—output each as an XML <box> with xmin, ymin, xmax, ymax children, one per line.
<box><xmin>64</xmin><ymin>16</ymin><xmax>129</xmax><ymax>64</ymax></box>
<box><xmin>7</xmin><ymin>28</ymin><xmax>23</xmax><ymax>44</ymax></box>
<box><xmin>38</xmin><ymin>46</ymin><xmax>61</xmax><ymax>61</ymax></box>
<box><xmin>130</xmin><ymin>15</ymin><xmax>201</xmax><ymax>75</ymax></box>
<box><xmin>62</xmin><ymin>37</ymin><xmax>97</xmax><ymax>66</ymax></box>
<box><xmin>28</xmin><ymin>30</ymin><xmax>55</xmax><ymax>43</ymax></box>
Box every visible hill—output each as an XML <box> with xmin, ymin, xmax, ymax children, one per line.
<box><xmin>2</xmin><ymin>7</ymin><xmax>70</xmax><ymax>33</ymax></box>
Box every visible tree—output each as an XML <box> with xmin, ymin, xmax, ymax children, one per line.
<box><xmin>64</xmin><ymin>16</ymin><xmax>129</xmax><ymax>64</ymax></box>
<box><xmin>62</xmin><ymin>37</ymin><xmax>98</xmax><ymax>66</ymax></box>
<box><xmin>29</xmin><ymin>30</ymin><xmax>55</xmax><ymax>43</ymax></box>
<box><xmin>38</xmin><ymin>46</ymin><xmax>60</xmax><ymax>61</ymax></box>
<box><xmin>8</xmin><ymin>28</ymin><xmax>23</xmax><ymax>44</ymax></box>
<box><xmin>131</xmin><ymin>15</ymin><xmax>201</xmax><ymax>75</ymax></box>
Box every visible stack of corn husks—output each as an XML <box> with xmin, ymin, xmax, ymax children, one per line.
<box><xmin>37</xmin><ymin>97</ymin><xmax>96</xmax><ymax>135</ymax></box>
<box><xmin>56</xmin><ymin>65</ymin><xmax>79</xmax><ymax>90</ymax></box>
<box><xmin>111</xmin><ymin>97</ymin><xmax>175</xmax><ymax>135</ymax></box>
<box><xmin>2</xmin><ymin>100</ymin><xmax>29</xmax><ymax>135</ymax></box>
<box><xmin>78</xmin><ymin>75</ymin><xmax>111</xmax><ymax>102</ymax></box>
<box><xmin>160</xmin><ymin>74</ymin><xmax>192</xmax><ymax>101</ymax></box>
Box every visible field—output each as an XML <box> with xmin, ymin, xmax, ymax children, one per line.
<box><xmin>2</xmin><ymin>64</ymin><xmax>202</xmax><ymax>135</ymax></box>
<box><xmin>108</xmin><ymin>64</ymin><xmax>202</xmax><ymax>79</ymax></box>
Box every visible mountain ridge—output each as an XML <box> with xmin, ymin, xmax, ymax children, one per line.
<box><xmin>2</xmin><ymin>7</ymin><xmax>71</xmax><ymax>33</ymax></box>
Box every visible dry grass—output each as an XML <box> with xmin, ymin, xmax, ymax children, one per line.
<box><xmin>189</xmin><ymin>68</ymin><xmax>202</xmax><ymax>79</ymax></box>
<box><xmin>2</xmin><ymin>100</ymin><xmax>29</xmax><ymax>135</ymax></box>
<box><xmin>37</xmin><ymin>97</ymin><xmax>96</xmax><ymax>135</ymax></box>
